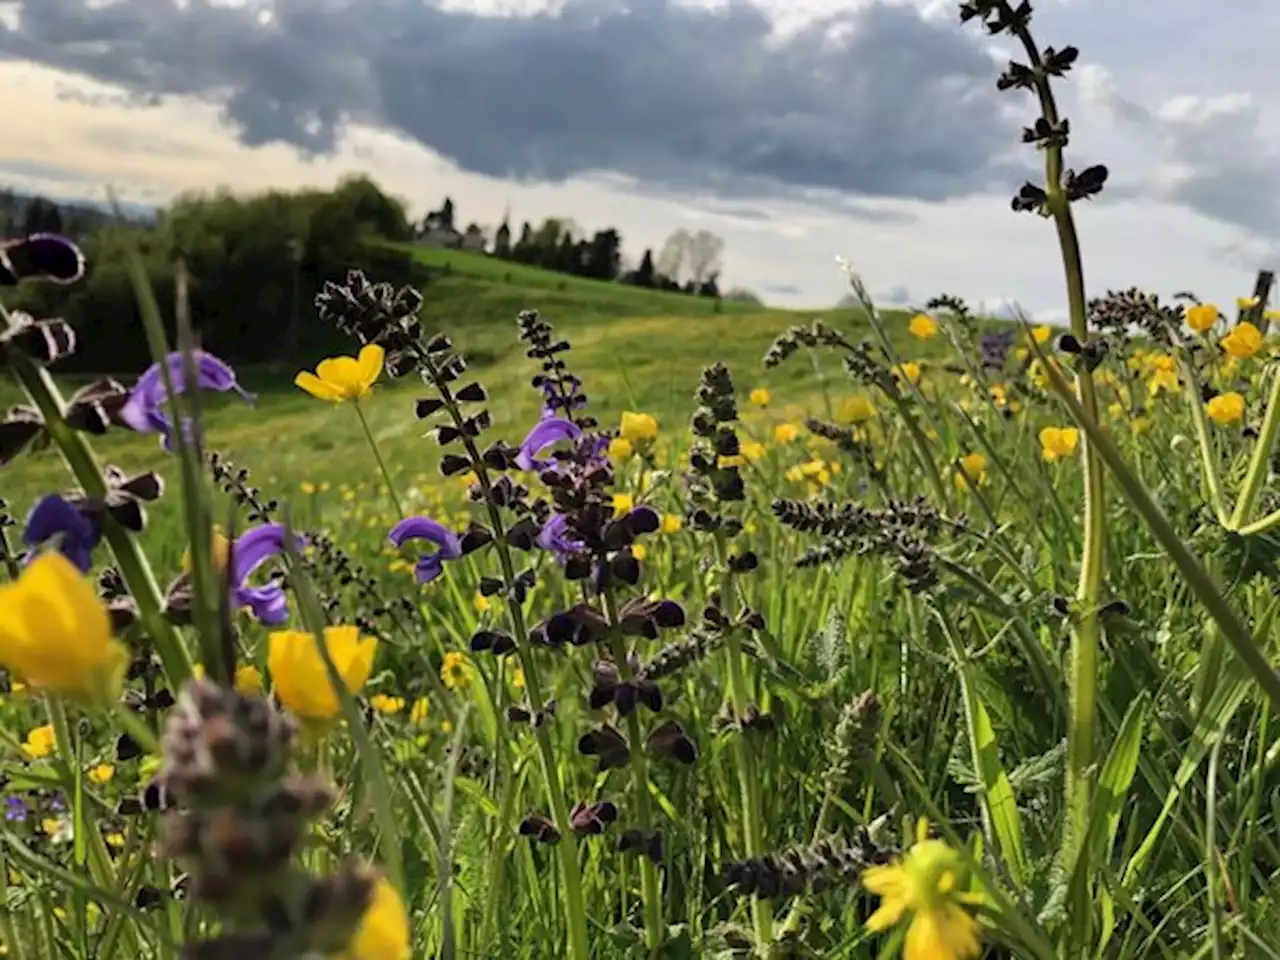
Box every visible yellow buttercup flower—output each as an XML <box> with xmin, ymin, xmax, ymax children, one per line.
<box><xmin>87</xmin><ymin>764</ymin><xmax>115</xmax><ymax>786</ymax></box>
<box><xmin>370</xmin><ymin>694</ymin><xmax>405</xmax><ymax>716</ymax></box>
<box><xmin>22</xmin><ymin>724</ymin><xmax>56</xmax><ymax>760</ymax></box>
<box><xmin>267</xmin><ymin>626</ymin><xmax>378</xmax><ymax>722</ymax></box>
<box><xmin>0</xmin><ymin>553</ymin><xmax>127</xmax><ymax>702</ymax></box>
<box><xmin>235</xmin><ymin>665</ymin><xmax>264</xmax><ymax>696</ymax></box>
<box><xmin>409</xmin><ymin>698</ymin><xmax>430</xmax><ymax>725</ymax></box>
<box><xmin>661</xmin><ymin>513</ymin><xmax>683</xmax><ymax>534</ymax></box>
<box><xmin>838</xmin><ymin>393</ymin><xmax>876</xmax><ymax>424</ymax></box>
<box><xmin>473</xmin><ymin>593</ymin><xmax>491</xmax><ymax>614</ymax></box>
<box><xmin>1221</xmin><ymin>322</ymin><xmax>1264</xmax><ymax>360</ymax></box>
<box><xmin>908</xmin><ymin>313</ymin><xmax>938</xmax><ymax>340</ymax></box>
<box><xmin>337</xmin><ymin>875</ymin><xmax>411</xmax><ymax>960</ymax></box>
<box><xmin>441</xmin><ymin>651</ymin><xmax>470</xmax><ymax>692</ymax></box>
<box><xmin>608</xmin><ymin>436</ymin><xmax>634</xmax><ymax>461</ymax></box>
<box><xmin>632</xmin><ymin>543</ymin><xmax>647</xmax><ymax>561</ymax></box>
<box><xmin>863</xmin><ymin>819</ymin><xmax>982</xmax><ymax>960</ymax></box>
<box><xmin>1186</xmin><ymin>303</ymin><xmax>1218</xmax><ymax>334</ymax></box>
<box><xmin>619</xmin><ymin>412</ymin><xmax>658</xmax><ymax>442</ymax></box>
<box><xmin>511</xmin><ymin>666</ymin><xmax>525</xmax><ymax>690</ymax></box>
<box><xmin>613</xmin><ymin>492</ymin><xmax>634</xmax><ymax>517</ymax></box>
<box><xmin>1146</xmin><ymin>354</ymin><xmax>1178</xmax><ymax>396</ymax></box>
<box><xmin>894</xmin><ymin>362</ymin><xmax>922</xmax><ymax>385</ymax></box>
<box><xmin>1032</xmin><ymin>324</ymin><xmax>1053</xmax><ymax>344</ymax></box>
<box><xmin>774</xmin><ymin>423</ymin><xmax>800</xmax><ymax>444</ymax></box>
<box><xmin>295</xmin><ymin>344</ymin><xmax>385</xmax><ymax>403</ymax></box>
<box><xmin>1238</xmin><ymin>296</ymin><xmax>1260</xmax><ymax>310</ymax></box>
<box><xmin>180</xmin><ymin>525</ymin><xmax>230</xmax><ymax>574</ymax></box>
<box><xmin>1039</xmin><ymin>426</ymin><xmax>1080</xmax><ymax>463</ymax></box>
<box><xmin>1206</xmin><ymin>392</ymin><xmax>1245</xmax><ymax>426</ymax></box>
<box><xmin>955</xmin><ymin>453</ymin><xmax>987</xmax><ymax>491</ymax></box>
<box><xmin>748</xmin><ymin>387</ymin><xmax>771</xmax><ymax>407</ymax></box>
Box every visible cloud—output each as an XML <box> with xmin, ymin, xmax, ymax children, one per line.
<box><xmin>0</xmin><ymin>0</ymin><xmax>1017</xmax><ymax>203</ymax></box>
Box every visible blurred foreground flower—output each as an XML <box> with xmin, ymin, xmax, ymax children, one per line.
<box><xmin>0</xmin><ymin>233</ymin><xmax>85</xmax><ymax>286</ymax></box>
<box><xmin>268</xmin><ymin>625</ymin><xmax>378</xmax><ymax>722</ymax></box>
<box><xmin>863</xmin><ymin>819</ymin><xmax>982</xmax><ymax>960</ymax></box>
<box><xmin>1039</xmin><ymin>426</ymin><xmax>1080</xmax><ymax>463</ymax></box>
<box><xmin>1206</xmin><ymin>392</ymin><xmax>1245</xmax><ymax>426</ymax></box>
<box><xmin>295</xmin><ymin>344</ymin><xmax>385</xmax><ymax>403</ymax></box>
<box><xmin>1221</xmin><ymin>321</ymin><xmax>1263</xmax><ymax>360</ymax></box>
<box><xmin>0</xmin><ymin>552</ymin><xmax>126</xmax><ymax>701</ymax></box>
<box><xmin>749</xmin><ymin>387</ymin><xmax>771</xmax><ymax>407</ymax></box>
<box><xmin>337</xmin><ymin>875</ymin><xmax>411</xmax><ymax>960</ymax></box>
<box><xmin>22</xmin><ymin>494</ymin><xmax>100</xmax><ymax>573</ymax></box>
<box><xmin>955</xmin><ymin>453</ymin><xmax>987</xmax><ymax>490</ymax></box>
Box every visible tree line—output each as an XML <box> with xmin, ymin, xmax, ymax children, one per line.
<box><xmin>418</xmin><ymin>196</ymin><xmax>732</xmax><ymax>299</ymax></box>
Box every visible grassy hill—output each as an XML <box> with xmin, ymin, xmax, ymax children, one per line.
<box><xmin>2</xmin><ymin>247</ymin><xmax>930</xmax><ymax>518</ymax></box>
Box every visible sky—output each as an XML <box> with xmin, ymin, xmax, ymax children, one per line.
<box><xmin>1</xmin><ymin>0</ymin><xmax>1278</xmax><ymax>315</ymax></box>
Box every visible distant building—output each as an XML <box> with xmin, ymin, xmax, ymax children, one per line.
<box><xmin>459</xmin><ymin>224</ymin><xmax>487</xmax><ymax>253</ymax></box>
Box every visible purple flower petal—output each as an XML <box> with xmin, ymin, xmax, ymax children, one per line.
<box><xmin>235</xmin><ymin>583</ymin><xmax>290</xmax><ymax>626</ymax></box>
<box><xmin>389</xmin><ymin>516</ymin><xmax>462</xmax><ymax>584</ymax></box>
<box><xmin>22</xmin><ymin>494</ymin><xmax>101</xmax><ymax>573</ymax></box>
<box><xmin>228</xmin><ymin>523</ymin><xmax>305</xmax><ymax>624</ymax></box>
<box><xmin>516</xmin><ymin>417</ymin><xmax>581</xmax><ymax>472</ymax></box>
<box><xmin>536</xmin><ymin>513</ymin><xmax>584</xmax><ymax>561</ymax></box>
<box><xmin>120</xmin><ymin>351</ymin><xmax>254</xmax><ymax>449</ymax></box>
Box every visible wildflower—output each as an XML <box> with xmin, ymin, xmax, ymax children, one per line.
<box><xmin>387</xmin><ymin>516</ymin><xmax>462</xmax><ymax>585</ymax></box>
<box><xmin>608</xmin><ymin>436</ymin><xmax>634</xmax><ymax>460</ymax></box>
<box><xmin>749</xmin><ymin>387</ymin><xmax>772</xmax><ymax>407</ymax></box>
<box><xmin>409</xmin><ymin>698</ymin><xmax>430</xmax><ymax>725</ymax></box>
<box><xmin>894</xmin><ymin>362</ymin><xmax>922</xmax><ymax>385</ymax></box>
<box><xmin>105</xmin><ymin>832</ymin><xmax>125</xmax><ymax>849</ymax></box>
<box><xmin>22</xmin><ymin>725</ymin><xmax>56</xmax><ymax>760</ymax></box>
<box><xmin>1032</xmin><ymin>324</ymin><xmax>1053</xmax><ymax>344</ymax></box>
<box><xmin>516</xmin><ymin>417</ymin><xmax>581</xmax><ymax>472</ymax></box>
<box><xmin>838</xmin><ymin>394</ymin><xmax>876</xmax><ymax>424</ymax></box>
<box><xmin>1238</xmin><ymin>296</ymin><xmax>1260</xmax><ymax>310</ymax></box>
<box><xmin>180</xmin><ymin>525</ymin><xmax>230</xmax><ymax>574</ymax></box>
<box><xmin>3</xmin><ymin>797</ymin><xmax>28</xmax><ymax>822</ymax></box>
<box><xmin>613</xmin><ymin>493</ymin><xmax>634</xmax><ymax>517</ymax></box>
<box><xmin>511</xmin><ymin>666</ymin><xmax>525</xmax><ymax>690</ymax></box>
<box><xmin>294</xmin><ymin>344</ymin><xmax>385</xmax><ymax>403</ymax></box>
<box><xmin>908</xmin><ymin>313</ymin><xmax>938</xmax><ymax>339</ymax></box>
<box><xmin>633</xmin><ymin>543</ymin><xmax>648</xmax><ymax>561</ymax></box>
<box><xmin>536</xmin><ymin>513</ymin><xmax>586</xmax><ymax>561</ymax></box>
<box><xmin>370</xmin><ymin>694</ymin><xmax>405</xmax><ymax>716</ymax></box>
<box><xmin>228</xmin><ymin>523</ymin><xmax>306</xmax><ymax>625</ymax></box>
<box><xmin>955</xmin><ymin>453</ymin><xmax>987</xmax><ymax>490</ymax></box>
<box><xmin>1206</xmin><ymin>392</ymin><xmax>1245</xmax><ymax>426</ymax></box>
<box><xmin>22</xmin><ymin>494</ymin><xmax>101</xmax><ymax>573</ymax></box>
<box><xmin>42</xmin><ymin>817</ymin><xmax>73</xmax><ymax>843</ymax></box>
<box><xmin>0</xmin><ymin>553</ymin><xmax>126</xmax><ymax>701</ymax></box>
<box><xmin>863</xmin><ymin>819</ymin><xmax>982</xmax><ymax>960</ymax></box>
<box><xmin>1222</xmin><ymin>322</ymin><xmax>1264</xmax><ymax>359</ymax></box>
<box><xmin>619</xmin><ymin>411</ymin><xmax>658</xmax><ymax>442</ymax></box>
<box><xmin>0</xmin><ymin>233</ymin><xmax>85</xmax><ymax>286</ymax></box>
<box><xmin>87</xmin><ymin>764</ymin><xmax>114</xmax><ymax>785</ymax></box>
<box><xmin>234</xmin><ymin>665</ymin><xmax>264</xmax><ymax>696</ymax></box>
<box><xmin>774</xmin><ymin>423</ymin><xmax>800</xmax><ymax>444</ymax></box>
<box><xmin>473</xmin><ymin>593</ymin><xmax>491</xmax><ymax>614</ymax></box>
<box><xmin>120</xmin><ymin>351</ymin><xmax>253</xmax><ymax>450</ymax></box>
<box><xmin>267</xmin><ymin>625</ymin><xmax>378</xmax><ymax>722</ymax></box>
<box><xmin>300</xmin><ymin>481</ymin><xmax>317</xmax><ymax>495</ymax></box>
<box><xmin>441</xmin><ymin>652</ymin><xmax>470</xmax><ymax>691</ymax></box>
<box><xmin>339</xmin><ymin>875</ymin><xmax>410</xmax><ymax>960</ymax></box>
<box><xmin>1147</xmin><ymin>355</ymin><xmax>1179</xmax><ymax>396</ymax></box>
<box><xmin>661</xmin><ymin>514</ymin><xmax>683</xmax><ymax>534</ymax></box>
<box><xmin>1039</xmin><ymin>426</ymin><xmax>1080</xmax><ymax>463</ymax></box>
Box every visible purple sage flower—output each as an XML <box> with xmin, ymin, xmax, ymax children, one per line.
<box><xmin>536</xmin><ymin>513</ymin><xmax>585</xmax><ymax>561</ymax></box>
<box><xmin>48</xmin><ymin>792</ymin><xmax>66</xmax><ymax>813</ymax></box>
<box><xmin>0</xmin><ymin>234</ymin><xmax>85</xmax><ymax>286</ymax></box>
<box><xmin>388</xmin><ymin>516</ymin><xmax>462</xmax><ymax>584</ymax></box>
<box><xmin>4</xmin><ymin>796</ymin><xmax>28</xmax><ymax>823</ymax></box>
<box><xmin>23</xmin><ymin>494</ymin><xmax>102</xmax><ymax>573</ymax></box>
<box><xmin>230</xmin><ymin>523</ymin><xmax>306</xmax><ymax>625</ymax></box>
<box><xmin>516</xmin><ymin>417</ymin><xmax>581</xmax><ymax>472</ymax></box>
<box><xmin>120</xmin><ymin>351</ymin><xmax>254</xmax><ymax>451</ymax></box>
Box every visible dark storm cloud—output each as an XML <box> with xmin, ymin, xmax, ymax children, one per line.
<box><xmin>2</xmin><ymin>0</ymin><xmax>1014</xmax><ymax>202</ymax></box>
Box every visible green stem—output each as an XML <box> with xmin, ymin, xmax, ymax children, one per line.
<box><xmin>714</xmin><ymin>537</ymin><xmax>773</xmax><ymax>954</ymax></box>
<box><xmin>352</xmin><ymin>400</ymin><xmax>406</xmax><ymax>519</ymax></box>
<box><xmin>602</xmin><ymin>592</ymin><xmax>663</xmax><ymax>954</ymax></box>
<box><xmin>1228</xmin><ymin>366</ymin><xmax>1280</xmax><ymax>529</ymax></box>
<box><xmin>1031</xmin><ymin>336</ymin><xmax>1280</xmax><ymax>710</ymax></box>
<box><xmin>1004</xmin><ymin>3</ymin><xmax>1106</xmax><ymax>858</ymax></box>
<box><xmin>1179</xmin><ymin>352</ymin><xmax>1231</xmax><ymax>526</ymax></box>
<box><xmin>0</xmin><ymin>340</ymin><xmax>193</xmax><ymax>689</ymax></box>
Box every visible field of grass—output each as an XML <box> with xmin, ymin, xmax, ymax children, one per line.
<box><xmin>7</xmin><ymin>8</ymin><xmax>1280</xmax><ymax>957</ymax></box>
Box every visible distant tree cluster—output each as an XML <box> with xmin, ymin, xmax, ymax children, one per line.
<box><xmin>6</xmin><ymin>176</ymin><xmax>426</xmax><ymax>371</ymax></box>
<box><xmin>415</xmin><ymin>195</ymin><xmax>727</xmax><ymax>300</ymax></box>
<box><xmin>0</xmin><ymin>189</ymin><xmax>127</xmax><ymax>241</ymax></box>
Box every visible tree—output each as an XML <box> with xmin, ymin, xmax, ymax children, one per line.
<box><xmin>22</xmin><ymin>196</ymin><xmax>64</xmax><ymax>236</ymax></box>
<box><xmin>493</xmin><ymin>218</ymin><xmax>512</xmax><ymax>258</ymax></box>
<box><xmin>656</xmin><ymin>228</ymin><xmax>690</xmax><ymax>284</ymax></box>
<box><xmin>438</xmin><ymin>196</ymin><xmax>455</xmax><ymax>231</ymax></box>
<box><xmin>623</xmin><ymin>248</ymin><xmax>656</xmax><ymax>287</ymax></box>
<box><xmin>583</xmin><ymin>228</ymin><xmax>622</xmax><ymax>280</ymax></box>
<box><xmin>723</xmin><ymin>287</ymin><xmax>763</xmax><ymax>306</ymax></box>
<box><xmin>686</xmin><ymin>230</ymin><xmax>725</xmax><ymax>287</ymax></box>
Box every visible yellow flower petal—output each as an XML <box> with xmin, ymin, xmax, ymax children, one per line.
<box><xmin>295</xmin><ymin>371</ymin><xmax>345</xmax><ymax>402</ymax></box>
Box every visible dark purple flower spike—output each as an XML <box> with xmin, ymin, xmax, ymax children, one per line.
<box><xmin>120</xmin><ymin>351</ymin><xmax>254</xmax><ymax>451</ymax></box>
<box><xmin>388</xmin><ymin>516</ymin><xmax>462</xmax><ymax>584</ymax></box>
<box><xmin>0</xmin><ymin>234</ymin><xmax>85</xmax><ymax>286</ymax></box>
